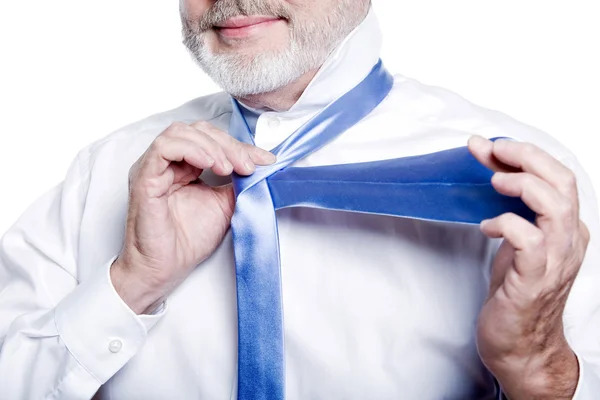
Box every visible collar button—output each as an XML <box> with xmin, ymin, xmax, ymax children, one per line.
<box><xmin>267</xmin><ymin>117</ymin><xmax>281</xmax><ymax>129</ymax></box>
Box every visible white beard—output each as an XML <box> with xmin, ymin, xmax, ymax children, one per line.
<box><xmin>182</xmin><ymin>0</ymin><xmax>368</xmax><ymax>97</ymax></box>
<box><xmin>190</xmin><ymin>33</ymin><xmax>326</xmax><ymax>97</ymax></box>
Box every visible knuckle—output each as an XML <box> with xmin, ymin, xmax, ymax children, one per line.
<box><xmin>191</xmin><ymin>120</ymin><xmax>210</xmax><ymax>130</ymax></box>
<box><xmin>221</xmin><ymin>131</ymin><xmax>240</xmax><ymax>147</ymax></box>
<box><xmin>555</xmin><ymin>199</ymin><xmax>573</xmax><ymax>220</ymax></box>
<box><xmin>141</xmin><ymin>177</ymin><xmax>164</xmax><ymax>197</ymax></box>
<box><xmin>209</xmin><ymin>142</ymin><xmax>227</xmax><ymax>160</ymax></box>
<box><xmin>243</xmin><ymin>143</ymin><xmax>260</xmax><ymax>156</ymax></box>
<box><xmin>165</xmin><ymin>121</ymin><xmax>187</xmax><ymax>135</ymax></box>
<box><xmin>213</xmin><ymin>133</ymin><xmax>232</xmax><ymax>149</ymax></box>
<box><xmin>171</xmin><ymin>121</ymin><xmax>187</xmax><ymax>129</ymax></box>
<box><xmin>519</xmin><ymin>174</ymin><xmax>535</xmax><ymax>190</ymax></box>
<box><xmin>500</xmin><ymin>212</ymin><xmax>518</xmax><ymax>225</ymax></box>
<box><xmin>522</xmin><ymin>173</ymin><xmax>536</xmax><ymax>185</ymax></box>
<box><xmin>236</xmin><ymin>142</ymin><xmax>251</xmax><ymax>159</ymax></box>
<box><xmin>524</xmin><ymin>231</ymin><xmax>545</xmax><ymax>250</ymax></box>
<box><xmin>560</xmin><ymin>171</ymin><xmax>577</xmax><ymax>194</ymax></box>
<box><xmin>152</xmin><ymin>135</ymin><xmax>169</xmax><ymax>150</ymax></box>
<box><xmin>214</xmin><ymin>137</ymin><xmax>236</xmax><ymax>155</ymax></box>
<box><xmin>520</xmin><ymin>142</ymin><xmax>538</xmax><ymax>156</ymax></box>
<box><xmin>208</xmin><ymin>136</ymin><xmax>225</xmax><ymax>152</ymax></box>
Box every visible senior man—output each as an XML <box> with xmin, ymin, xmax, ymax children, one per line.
<box><xmin>1</xmin><ymin>1</ymin><xmax>599</xmax><ymax>399</ymax></box>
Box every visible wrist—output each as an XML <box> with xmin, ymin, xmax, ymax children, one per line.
<box><xmin>490</xmin><ymin>341</ymin><xmax>579</xmax><ymax>399</ymax></box>
<box><xmin>110</xmin><ymin>257</ymin><xmax>166</xmax><ymax>315</ymax></box>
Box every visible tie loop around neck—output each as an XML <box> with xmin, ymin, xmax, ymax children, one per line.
<box><xmin>229</xmin><ymin>60</ymin><xmax>394</xmax><ymax>199</ymax></box>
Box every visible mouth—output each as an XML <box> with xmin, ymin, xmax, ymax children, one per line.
<box><xmin>213</xmin><ymin>16</ymin><xmax>284</xmax><ymax>38</ymax></box>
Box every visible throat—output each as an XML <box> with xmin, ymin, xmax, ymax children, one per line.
<box><xmin>237</xmin><ymin>68</ymin><xmax>319</xmax><ymax>112</ymax></box>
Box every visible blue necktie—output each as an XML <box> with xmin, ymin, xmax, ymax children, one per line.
<box><xmin>229</xmin><ymin>60</ymin><xmax>534</xmax><ymax>400</ymax></box>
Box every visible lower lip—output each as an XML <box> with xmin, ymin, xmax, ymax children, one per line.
<box><xmin>216</xmin><ymin>19</ymin><xmax>282</xmax><ymax>38</ymax></box>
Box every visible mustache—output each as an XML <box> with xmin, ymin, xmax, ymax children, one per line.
<box><xmin>196</xmin><ymin>0</ymin><xmax>292</xmax><ymax>31</ymax></box>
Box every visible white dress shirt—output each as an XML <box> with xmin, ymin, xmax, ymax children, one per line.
<box><xmin>1</xmin><ymin>10</ymin><xmax>600</xmax><ymax>400</ymax></box>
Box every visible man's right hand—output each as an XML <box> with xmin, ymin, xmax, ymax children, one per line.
<box><xmin>110</xmin><ymin>121</ymin><xmax>276</xmax><ymax>314</ymax></box>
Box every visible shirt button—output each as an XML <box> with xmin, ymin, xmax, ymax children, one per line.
<box><xmin>267</xmin><ymin>117</ymin><xmax>281</xmax><ymax>129</ymax></box>
<box><xmin>108</xmin><ymin>339</ymin><xmax>123</xmax><ymax>353</ymax></box>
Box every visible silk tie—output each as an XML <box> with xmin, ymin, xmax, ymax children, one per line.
<box><xmin>229</xmin><ymin>60</ymin><xmax>534</xmax><ymax>400</ymax></box>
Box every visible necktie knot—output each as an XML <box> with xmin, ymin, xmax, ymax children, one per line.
<box><xmin>232</xmin><ymin>159</ymin><xmax>294</xmax><ymax>199</ymax></box>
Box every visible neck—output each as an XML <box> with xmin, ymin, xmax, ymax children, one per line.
<box><xmin>236</xmin><ymin>68</ymin><xmax>319</xmax><ymax>112</ymax></box>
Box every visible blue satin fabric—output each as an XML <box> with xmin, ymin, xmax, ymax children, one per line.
<box><xmin>268</xmin><ymin>144</ymin><xmax>535</xmax><ymax>223</ymax></box>
<box><xmin>229</xmin><ymin>60</ymin><xmax>532</xmax><ymax>400</ymax></box>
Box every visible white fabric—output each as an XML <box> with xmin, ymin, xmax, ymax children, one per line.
<box><xmin>1</xmin><ymin>10</ymin><xmax>600</xmax><ymax>400</ymax></box>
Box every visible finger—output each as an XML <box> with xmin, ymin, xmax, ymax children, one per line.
<box><xmin>468</xmin><ymin>135</ymin><xmax>521</xmax><ymax>173</ymax></box>
<box><xmin>191</xmin><ymin>120</ymin><xmax>277</xmax><ymax>164</ymax></box>
<box><xmin>162</xmin><ymin>122</ymin><xmax>233</xmax><ymax>175</ymax></box>
<box><xmin>491</xmin><ymin>172</ymin><xmax>574</xmax><ymax>225</ymax></box>
<box><xmin>491</xmin><ymin>172</ymin><xmax>577</xmax><ymax>252</ymax></box>
<box><xmin>191</xmin><ymin>121</ymin><xmax>277</xmax><ymax>174</ymax></box>
<box><xmin>492</xmin><ymin>171</ymin><xmax>579</xmax><ymax>256</ymax></box>
<box><xmin>144</xmin><ymin>136</ymin><xmax>215</xmax><ymax>177</ymax></box>
<box><xmin>481</xmin><ymin>213</ymin><xmax>547</xmax><ymax>278</ymax></box>
<box><xmin>191</xmin><ymin>121</ymin><xmax>255</xmax><ymax>175</ymax></box>
<box><xmin>170</xmin><ymin>161</ymin><xmax>202</xmax><ymax>185</ymax></box>
<box><xmin>135</xmin><ymin>137</ymin><xmax>215</xmax><ymax>197</ymax></box>
<box><xmin>487</xmin><ymin>240</ymin><xmax>515</xmax><ymax>297</ymax></box>
<box><xmin>244</xmin><ymin>143</ymin><xmax>279</xmax><ymax>166</ymax></box>
<box><xmin>491</xmin><ymin>139</ymin><xmax>578</xmax><ymax>207</ymax></box>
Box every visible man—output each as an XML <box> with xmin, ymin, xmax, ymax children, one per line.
<box><xmin>0</xmin><ymin>0</ymin><xmax>599</xmax><ymax>399</ymax></box>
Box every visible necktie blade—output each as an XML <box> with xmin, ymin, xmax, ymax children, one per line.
<box><xmin>230</xmin><ymin>60</ymin><xmax>395</xmax><ymax>400</ymax></box>
<box><xmin>231</xmin><ymin>182</ymin><xmax>284</xmax><ymax>400</ymax></box>
<box><xmin>268</xmin><ymin>144</ymin><xmax>535</xmax><ymax>224</ymax></box>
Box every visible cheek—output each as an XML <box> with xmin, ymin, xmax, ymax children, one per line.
<box><xmin>283</xmin><ymin>0</ymin><xmax>333</xmax><ymax>17</ymax></box>
<box><xmin>181</xmin><ymin>0</ymin><xmax>212</xmax><ymax>20</ymax></box>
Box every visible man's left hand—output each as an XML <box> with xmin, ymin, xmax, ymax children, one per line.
<box><xmin>468</xmin><ymin>136</ymin><xmax>590</xmax><ymax>399</ymax></box>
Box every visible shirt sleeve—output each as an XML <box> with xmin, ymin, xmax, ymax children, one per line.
<box><xmin>560</xmin><ymin>155</ymin><xmax>600</xmax><ymax>399</ymax></box>
<box><xmin>0</xmin><ymin>151</ymin><xmax>165</xmax><ymax>400</ymax></box>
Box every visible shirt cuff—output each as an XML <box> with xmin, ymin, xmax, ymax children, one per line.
<box><xmin>572</xmin><ymin>353</ymin><xmax>600</xmax><ymax>399</ymax></box>
<box><xmin>54</xmin><ymin>256</ymin><xmax>166</xmax><ymax>384</ymax></box>
<box><xmin>139</xmin><ymin>299</ymin><xmax>167</xmax><ymax>331</ymax></box>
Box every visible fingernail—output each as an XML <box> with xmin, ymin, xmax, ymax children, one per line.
<box><xmin>223</xmin><ymin>160</ymin><xmax>233</xmax><ymax>171</ymax></box>
<box><xmin>244</xmin><ymin>161</ymin><xmax>255</xmax><ymax>172</ymax></box>
<box><xmin>265</xmin><ymin>152</ymin><xmax>277</xmax><ymax>163</ymax></box>
<box><xmin>479</xmin><ymin>219</ymin><xmax>492</xmax><ymax>232</ymax></box>
<box><xmin>469</xmin><ymin>135</ymin><xmax>490</xmax><ymax>147</ymax></box>
<box><xmin>493</xmin><ymin>172</ymin><xmax>508</xmax><ymax>181</ymax></box>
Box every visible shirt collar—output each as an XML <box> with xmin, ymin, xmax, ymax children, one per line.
<box><xmin>239</xmin><ymin>8</ymin><xmax>383</xmax><ymax>124</ymax></box>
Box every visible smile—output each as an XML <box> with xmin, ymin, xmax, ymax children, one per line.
<box><xmin>214</xmin><ymin>16</ymin><xmax>284</xmax><ymax>38</ymax></box>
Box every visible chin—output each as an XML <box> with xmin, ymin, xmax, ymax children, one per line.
<box><xmin>205</xmin><ymin>38</ymin><xmax>291</xmax><ymax>62</ymax></box>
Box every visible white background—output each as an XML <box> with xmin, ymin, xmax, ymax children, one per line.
<box><xmin>0</xmin><ymin>0</ymin><xmax>598</xmax><ymax>233</ymax></box>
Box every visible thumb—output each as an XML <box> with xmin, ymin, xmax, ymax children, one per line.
<box><xmin>213</xmin><ymin>184</ymin><xmax>236</xmax><ymax>220</ymax></box>
<box><xmin>487</xmin><ymin>240</ymin><xmax>514</xmax><ymax>298</ymax></box>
